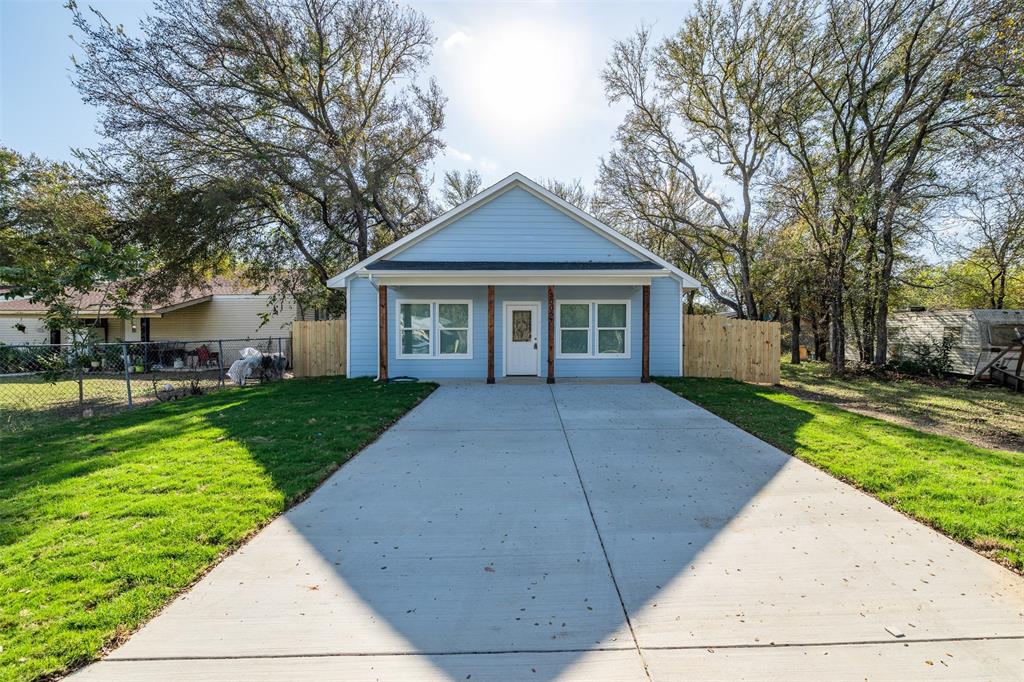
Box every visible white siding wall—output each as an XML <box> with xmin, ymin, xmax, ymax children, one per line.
<box><xmin>0</xmin><ymin>316</ymin><xmax>50</xmax><ymax>345</ymax></box>
<box><xmin>1</xmin><ymin>296</ymin><xmax>298</xmax><ymax>347</ymax></box>
<box><xmin>889</xmin><ymin>310</ymin><xmax>978</xmax><ymax>374</ymax></box>
<box><xmin>146</xmin><ymin>296</ymin><xmax>298</xmax><ymax>341</ymax></box>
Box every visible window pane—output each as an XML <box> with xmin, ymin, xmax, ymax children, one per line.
<box><xmin>560</xmin><ymin>303</ymin><xmax>589</xmax><ymax>328</ymax></box>
<box><xmin>598</xmin><ymin>329</ymin><xmax>625</xmax><ymax>354</ymax></box>
<box><xmin>990</xmin><ymin>324</ymin><xmax>1022</xmax><ymax>346</ymax></box>
<box><xmin>512</xmin><ymin>310</ymin><xmax>532</xmax><ymax>342</ymax></box>
<box><xmin>438</xmin><ymin>303</ymin><xmax>469</xmax><ymax>329</ymax></box>
<box><xmin>597</xmin><ymin>303</ymin><xmax>627</xmax><ymax>328</ymax></box>
<box><xmin>401</xmin><ymin>303</ymin><xmax>431</xmax><ymax>329</ymax></box>
<box><xmin>439</xmin><ymin>329</ymin><xmax>468</xmax><ymax>355</ymax></box>
<box><xmin>401</xmin><ymin>329</ymin><xmax>430</xmax><ymax>355</ymax></box>
<box><xmin>561</xmin><ymin>329</ymin><xmax>588</xmax><ymax>354</ymax></box>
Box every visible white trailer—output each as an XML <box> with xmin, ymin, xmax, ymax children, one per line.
<box><xmin>888</xmin><ymin>308</ymin><xmax>1024</xmax><ymax>376</ymax></box>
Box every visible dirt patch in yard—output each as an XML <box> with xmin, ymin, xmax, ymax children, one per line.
<box><xmin>778</xmin><ymin>362</ymin><xmax>1024</xmax><ymax>453</ymax></box>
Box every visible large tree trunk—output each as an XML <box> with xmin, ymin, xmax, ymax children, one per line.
<box><xmin>810</xmin><ymin>310</ymin><xmax>826</xmax><ymax>361</ymax></box>
<box><xmin>737</xmin><ymin>250</ymin><xmax>759</xmax><ymax>320</ymax></box>
<box><xmin>830</xmin><ymin>298</ymin><xmax>844</xmax><ymax>371</ymax></box>
<box><xmin>790</xmin><ymin>291</ymin><xmax>802</xmax><ymax>364</ymax></box>
<box><xmin>872</xmin><ymin>199</ymin><xmax>898</xmax><ymax>366</ymax></box>
<box><xmin>354</xmin><ymin>207</ymin><xmax>369</xmax><ymax>261</ymax></box>
<box><xmin>847</xmin><ymin>295</ymin><xmax>863</xmax><ymax>364</ymax></box>
<box><xmin>821</xmin><ymin>311</ymin><xmax>831</xmax><ymax>361</ymax></box>
<box><xmin>828</xmin><ymin>263</ymin><xmax>846</xmax><ymax>372</ymax></box>
<box><xmin>872</xmin><ymin>220</ymin><xmax>896</xmax><ymax>366</ymax></box>
<box><xmin>861</xmin><ymin>227</ymin><xmax>877</xmax><ymax>364</ymax></box>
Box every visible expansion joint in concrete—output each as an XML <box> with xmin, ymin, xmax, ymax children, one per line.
<box><xmin>548</xmin><ymin>385</ymin><xmax>653</xmax><ymax>681</ymax></box>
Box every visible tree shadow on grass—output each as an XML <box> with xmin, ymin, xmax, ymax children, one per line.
<box><xmin>0</xmin><ymin>377</ymin><xmax>435</xmax><ymax>681</ymax></box>
<box><xmin>661</xmin><ymin>377</ymin><xmax>1024</xmax><ymax>567</ymax></box>
<box><xmin>1</xmin><ymin>378</ymin><xmax>434</xmax><ymax>544</ymax></box>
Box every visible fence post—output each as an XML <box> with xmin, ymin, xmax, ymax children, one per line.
<box><xmin>122</xmin><ymin>342</ymin><xmax>133</xmax><ymax>407</ymax></box>
<box><xmin>217</xmin><ymin>340</ymin><xmax>225</xmax><ymax>387</ymax></box>
<box><xmin>77</xmin><ymin>365</ymin><xmax>84</xmax><ymax>414</ymax></box>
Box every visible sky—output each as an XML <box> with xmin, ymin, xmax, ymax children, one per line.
<box><xmin>0</xmin><ymin>0</ymin><xmax>695</xmax><ymax>193</ymax></box>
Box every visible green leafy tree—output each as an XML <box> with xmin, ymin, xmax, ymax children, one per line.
<box><xmin>71</xmin><ymin>0</ymin><xmax>446</xmax><ymax>309</ymax></box>
<box><xmin>0</xmin><ymin>149</ymin><xmax>145</xmax><ymax>385</ymax></box>
<box><xmin>440</xmin><ymin>169</ymin><xmax>483</xmax><ymax>209</ymax></box>
<box><xmin>601</xmin><ymin>0</ymin><xmax>809</xmax><ymax>319</ymax></box>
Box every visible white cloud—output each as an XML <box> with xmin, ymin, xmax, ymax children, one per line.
<box><xmin>447</xmin><ymin>146</ymin><xmax>474</xmax><ymax>163</ymax></box>
<box><xmin>444</xmin><ymin>146</ymin><xmax>497</xmax><ymax>174</ymax></box>
<box><xmin>442</xmin><ymin>30</ymin><xmax>471</xmax><ymax>51</ymax></box>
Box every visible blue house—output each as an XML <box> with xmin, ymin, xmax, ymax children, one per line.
<box><xmin>328</xmin><ymin>173</ymin><xmax>699</xmax><ymax>382</ymax></box>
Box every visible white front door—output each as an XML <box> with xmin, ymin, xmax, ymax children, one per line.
<box><xmin>505</xmin><ymin>303</ymin><xmax>540</xmax><ymax>376</ymax></box>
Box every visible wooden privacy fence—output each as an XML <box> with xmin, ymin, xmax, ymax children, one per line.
<box><xmin>291</xmin><ymin>319</ymin><xmax>346</xmax><ymax>377</ymax></box>
<box><xmin>683</xmin><ymin>315</ymin><xmax>781</xmax><ymax>384</ymax></box>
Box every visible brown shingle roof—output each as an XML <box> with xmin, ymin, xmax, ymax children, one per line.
<box><xmin>0</xmin><ymin>276</ymin><xmax>274</xmax><ymax>315</ymax></box>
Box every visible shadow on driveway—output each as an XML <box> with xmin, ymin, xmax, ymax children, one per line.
<box><xmin>76</xmin><ymin>381</ymin><xmax>1024</xmax><ymax>681</ymax></box>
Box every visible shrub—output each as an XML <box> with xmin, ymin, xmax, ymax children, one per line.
<box><xmin>889</xmin><ymin>335</ymin><xmax>955</xmax><ymax>378</ymax></box>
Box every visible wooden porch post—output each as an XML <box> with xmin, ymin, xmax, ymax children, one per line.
<box><xmin>641</xmin><ymin>284</ymin><xmax>651</xmax><ymax>383</ymax></box>
<box><xmin>547</xmin><ymin>285</ymin><xmax>555</xmax><ymax>384</ymax></box>
<box><xmin>378</xmin><ymin>284</ymin><xmax>389</xmax><ymax>382</ymax></box>
<box><xmin>487</xmin><ymin>285</ymin><xmax>495</xmax><ymax>384</ymax></box>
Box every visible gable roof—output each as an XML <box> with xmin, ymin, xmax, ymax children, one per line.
<box><xmin>327</xmin><ymin>172</ymin><xmax>700</xmax><ymax>289</ymax></box>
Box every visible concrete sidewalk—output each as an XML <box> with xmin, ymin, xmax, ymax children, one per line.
<box><xmin>75</xmin><ymin>382</ymin><xmax>1024</xmax><ymax>681</ymax></box>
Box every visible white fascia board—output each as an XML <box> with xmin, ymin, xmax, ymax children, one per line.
<box><xmin>326</xmin><ymin>172</ymin><xmax>703</xmax><ymax>290</ymax></box>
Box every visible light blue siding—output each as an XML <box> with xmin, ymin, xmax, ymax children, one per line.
<box><xmin>344</xmin><ymin>280</ymin><xmax>683</xmax><ymax>379</ymax></box>
<box><xmin>650</xmin><ymin>277</ymin><xmax>682</xmax><ymax>376</ymax></box>
<box><xmin>392</xmin><ymin>187</ymin><xmax>642</xmax><ymax>262</ymax></box>
<box><xmin>346</xmin><ymin>277</ymin><xmax>379</xmax><ymax>377</ymax></box>
<box><xmin>388</xmin><ymin>286</ymin><xmax>488</xmax><ymax>379</ymax></box>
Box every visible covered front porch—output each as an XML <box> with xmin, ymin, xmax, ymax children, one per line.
<box><xmin>363</xmin><ymin>262</ymin><xmax>673</xmax><ymax>383</ymax></box>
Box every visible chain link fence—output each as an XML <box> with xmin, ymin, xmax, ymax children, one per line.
<box><xmin>0</xmin><ymin>337</ymin><xmax>291</xmax><ymax>431</ymax></box>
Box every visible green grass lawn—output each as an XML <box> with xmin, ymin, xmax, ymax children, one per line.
<box><xmin>779</xmin><ymin>361</ymin><xmax>1024</xmax><ymax>452</ymax></box>
<box><xmin>657</xmin><ymin>377</ymin><xmax>1024</xmax><ymax>572</ymax></box>
<box><xmin>0</xmin><ymin>377</ymin><xmax>435</xmax><ymax>681</ymax></box>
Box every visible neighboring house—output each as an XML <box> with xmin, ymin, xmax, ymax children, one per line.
<box><xmin>329</xmin><ymin>172</ymin><xmax>699</xmax><ymax>381</ymax></box>
<box><xmin>0</xmin><ymin>277</ymin><xmax>303</xmax><ymax>346</ymax></box>
<box><xmin>888</xmin><ymin>308</ymin><xmax>1024</xmax><ymax>376</ymax></box>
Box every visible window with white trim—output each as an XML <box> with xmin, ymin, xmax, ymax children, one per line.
<box><xmin>559</xmin><ymin>303</ymin><xmax>590</xmax><ymax>355</ymax></box>
<box><xmin>597</xmin><ymin>303</ymin><xmax>628</xmax><ymax>355</ymax></box>
<box><xmin>437</xmin><ymin>302</ymin><xmax>470</xmax><ymax>355</ymax></box>
<box><xmin>397</xmin><ymin>301</ymin><xmax>472</xmax><ymax>358</ymax></box>
<box><xmin>557</xmin><ymin>300</ymin><xmax>630</xmax><ymax>358</ymax></box>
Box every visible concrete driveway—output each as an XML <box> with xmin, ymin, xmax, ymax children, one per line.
<box><xmin>77</xmin><ymin>382</ymin><xmax>1023</xmax><ymax>681</ymax></box>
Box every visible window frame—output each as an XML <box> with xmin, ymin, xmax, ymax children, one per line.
<box><xmin>595</xmin><ymin>301</ymin><xmax>630</xmax><ymax>358</ymax></box>
<box><xmin>555</xmin><ymin>299</ymin><xmax>631</xmax><ymax>360</ymax></box>
<box><xmin>395</xmin><ymin>299</ymin><xmax>473</xmax><ymax>360</ymax></box>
